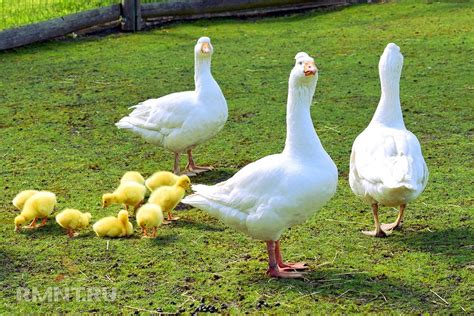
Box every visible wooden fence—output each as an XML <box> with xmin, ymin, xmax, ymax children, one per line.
<box><xmin>0</xmin><ymin>0</ymin><xmax>366</xmax><ymax>51</ymax></box>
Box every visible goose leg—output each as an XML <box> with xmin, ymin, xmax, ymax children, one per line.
<box><xmin>266</xmin><ymin>241</ymin><xmax>305</xmax><ymax>279</ymax></box>
<box><xmin>167</xmin><ymin>210</ymin><xmax>180</xmax><ymax>221</ymax></box>
<box><xmin>141</xmin><ymin>226</ymin><xmax>148</xmax><ymax>238</ymax></box>
<box><xmin>161</xmin><ymin>210</ymin><xmax>172</xmax><ymax>225</ymax></box>
<box><xmin>38</xmin><ymin>217</ymin><xmax>48</xmax><ymax>227</ymax></box>
<box><xmin>25</xmin><ymin>217</ymin><xmax>38</xmax><ymax>229</ymax></box>
<box><xmin>173</xmin><ymin>152</ymin><xmax>181</xmax><ymax>175</ymax></box>
<box><xmin>185</xmin><ymin>149</ymin><xmax>214</xmax><ymax>174</ymax></box>
<box><xmin>381</xmin><ymin>204</ymin><xmax>406</xmax><ymax>231</ymax></box>
<box><xmin>133</xmin><ymin>201</ymin><xmax>143</xmax><ymax>216</ymax></box>
<box><xmin>67</xmin><ymin>228</ymin><xmax>74</xmax><ymax>238</ymax></box>
<box><xmin>177</xmin><ymin>151</ymin><xmax>196</xmax><ymax>176</ymax></box>
<box><xmin>362</xmin><ymin>203</ymin><xmax>387</xmax><ymax>237</ymax></box>
<box><xmin>275</xmin><ymin>240</ymin><xmax>309</xmax><ymax>271</ymax></box>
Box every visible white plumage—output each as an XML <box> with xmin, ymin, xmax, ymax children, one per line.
<box><xmin>183</xmin><ymin>52</ymin><xmax>337</xmax><ymax>278</ymax></box>
<box><xmin>116</xmin><ymin>37</ymin><xmax>227</xmax><ymax>175</ymax></box>
<box><xmin>349</xmin><ymin>43</ymin><xmax>428</xmax><ymax>237</ymax></box>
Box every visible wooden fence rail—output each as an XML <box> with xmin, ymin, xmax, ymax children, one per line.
<box><xmin>0</xmin><ymin>0</ymin><xmax>366</xmax><ymax>51</ymax></box>
<box><xmin>0</xmin><ymin>4</ymin><xmax>121</xmax><ymax>50</ymax></box>
<box><xmin>141</xmin><ymin>0</ymin><xmax>340</xmax><ymax>18</ymax></box>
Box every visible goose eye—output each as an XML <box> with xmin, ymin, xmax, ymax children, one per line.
<box><xmin>299</xmin><ymin>62</ymin><xmax>303</xmax><ymax>65</ymax></box>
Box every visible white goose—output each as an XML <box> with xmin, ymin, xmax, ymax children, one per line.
<box><xmin>182</xmin><ymin>53</ymin><xmax>338</xmax><ymax>278</ymax></box>
<box><xmin>116</xmin><ymin>37</ymin><xmax>228</xmax><ymax>175</ymax></box>
<box><xmin>349</xmin><ymin>43</ymin><xmax>428</xmax><ymax>237</ymax></box>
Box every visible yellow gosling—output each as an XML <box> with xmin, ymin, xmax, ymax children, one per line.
<box><xmin>136</xmin><ymin>204</ymin><xmax>164</xmax><ymax>238</ymax></box>
<box><xmin>145</xmin><ymin>171</ymin><xmax>179</xmax><ymax>192</ymax></box>
<box><xmin>14</xmin><ymin>191</ymin><xmax>57</xmax><ymax>232</ymax></box>
<box><xmin>148</xmin><ymin>175</ymin><xmax>190</xmax><ymax>223</ymax></box>
<box><xmin>55</xmin><ymin>209</ymin><xmax>92</xmax><ymax>238</ymax></box>
<box><xmin>93</xmin><ymin>210</ymin><xmax>134</xmax><ymax>238</ymax></box>
<box><xmin>12</xmin><ymin>190</ymin><xmax>39</xmax><ymax>210</ymax></box>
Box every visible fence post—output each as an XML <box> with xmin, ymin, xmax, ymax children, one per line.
<box><xmin>122</xmin><ymin>0</ymin><xmax>142</xmax><ymax>31</ymax></box>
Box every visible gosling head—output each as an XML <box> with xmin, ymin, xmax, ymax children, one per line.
<box><xmin>14</xmin><ymin>215</ymin><xmax>26</xmax><ymax>232</ymax></box>
<box><xmin>117</xmin><ymin>210</ymin><xmax>130</xmax><ymax>225</ymax></box>
<box><xmin>195</xmin><ymin>36</ymin><xmax>213</xmax><ymax>58</ymax></box>
<box><xmin>83</xmin><ymin>212</ymin><xmax>92</xmax><ymax>224</ymax></box>
<box><xmin>102</xmin><ymin>193</ymin><xmax>114</xmax><ymax>208</ymax></box>
<box><xmin>176</xmin><ymin>175</ymin><xmax>191</xmax><ymax>190</ymax></box>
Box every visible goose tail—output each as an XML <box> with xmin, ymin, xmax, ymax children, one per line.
<box><xmin>182</xmin><ymin>185</ymin><xmax>248</xmax><ymax>232</ymax></box>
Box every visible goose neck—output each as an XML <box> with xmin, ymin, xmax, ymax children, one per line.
<box><xmin>194</xmin><ymin>56</ymin><xmax>213</xmax><ymax>93</ymax></box>
<box><xmin>283</xmin><ymin>83</ymin><xmax>322</xmax><ymax>156</ymax></box>
<box><xmin>370</xmin><ymin>74</ymin><xmax>405</xmax><ymax>129</ymax></box>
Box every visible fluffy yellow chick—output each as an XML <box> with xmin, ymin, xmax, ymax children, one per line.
<box><xmin>55</xmin><ymin>209</ymin><xmax>92</xmax><ymax>238</ymax></box>
<box><xmin>148</xmin><ymin>175</ymin><xmax>191</xmax><ymax>223</ymax></box>
<box><xmin>145</xmin><ymin>171</ymin><xmax>179</xmax><ymax>192</ymax></box>
<box><xmin>12</xmin><ymin>190</ymin><xmax>39</xmax><ymax>210</ymax></box>
<box><xmin>14</xmin><ymin>191</ymin><xmax>57</xmax><ymax>232</ymax></box>
<box><xmin>120</xmin><ymin>171</ymin><xmax>145</xmax><ymax>185</ymax></box>
<box><xmin>136</xmin><ymin>204</ymin><xmax>164</xmax><ymax>238</ymax></box>
<box><xmin>102</xmin><ymin>182</ymin><xmax>147</xmax><ymax>215</ymax></box>
<box><xmin>93</xmin><ymin>210</ymin><xmax>134</xmax><ymax>238</ymax></box>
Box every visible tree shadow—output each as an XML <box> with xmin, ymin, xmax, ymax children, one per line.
<box><xmin>390</xmin><ymin>227</ymin><xmax>473</xmax><ymax>264</ymax></box>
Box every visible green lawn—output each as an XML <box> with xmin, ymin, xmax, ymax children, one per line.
<box><xmin>0</xmin><ymin>0</ymin><xmax>472</xmax><ymax>313</ymax></box>
<box><xmin>0</xmin><ymin>0</ymin><xmax>121</xmax><ymax>30</ymax></box>
<box><xmin>0</xmin><ymin>0</ymin><xmax>169</xmax><ymax>30</ymax></box>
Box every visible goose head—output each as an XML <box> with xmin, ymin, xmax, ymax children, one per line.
<box><xmin>379</xmin><ymin>43</ymin><xmax>403</xmax><ymax>86</ymax></box>
<box><xmin>290</xmin><ymin>52</ymin><xmax>318</xmax><ymax>90</ymax></box>
<box><xmin>195</xmin><ymin>37</ymin><xmax>213</xmax><ymax>58</ymax></box>
<box><xmin>176</xmin><ymin>175</ymin><xmax>191</xmax><ymax>190</ymax></box>
<box><xmin>14</xmin><ymin>215</ymin><xmax>26</xmax><ymax>232</ymax></box>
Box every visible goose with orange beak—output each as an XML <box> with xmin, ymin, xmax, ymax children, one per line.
<box><xmin>182</xmin><ymin>52</ymin><xmax>337</xmax><ymax>279</ymax></box>
<box><xmin>116</xmin><ymin>37</ymin><xmax>228</xmax><ymax>175</ymax></box>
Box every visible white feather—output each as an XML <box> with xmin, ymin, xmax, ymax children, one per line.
<box><xmin>349</xmin><ymin>43</ymin><xmax>428</xmax><ymax>207</ymax></box>
<box><xmin>116</xmin><ymin>37</ymin><xmax>227</xmax><ymax>153</ymax></box>
<box><xmin>182</xmin><ymin>53</ymin><xmax>338</xmax><ymax>241</ymax></box>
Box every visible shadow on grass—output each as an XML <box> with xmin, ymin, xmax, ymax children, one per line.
<box><xmin>148</xmin><ymin>233</ymin><xmax>179</xmax><ymax>246</ymax></box>
<box><xmin>173</xmin><ymin>218</ymin><xmax>225</xmax><ymax>232</ymax></box>
<box><xmin>0</xmin><ymin>249</ymin><xmax>40</xmax><ymax>303</ymax></box>
<box><xmin>14</xmin><ymin>221</ymin><xmax>63</xmax><ymax>237</ymax></box>
<box><xmin>251</xmin><ymin>268</ymin><xmax>434</xmax><ymax>312</ymax></box>
<box><xmin>192</xmin><ymin>168</ymin><xmax>237</xmax><ymax>185</ymax></box>
<box><xmin>391</xmin><ymin>227</ymin><xmax>473</xmax><ymax>264</ymax></box>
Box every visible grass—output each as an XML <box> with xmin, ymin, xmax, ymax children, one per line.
<box><xmin>0</xmin><ymin>0</ymin><xmax>473</xmax><ymax>313</ymax></box>
<box><xmin>0</xmin><ymin>0</ymin><xmax>169</xmax><ymax>30</ymax></box>
<box><xmin>0</xmin><ymin>0</ymin><xmax>118</xmax><ymax>30</ymax></box>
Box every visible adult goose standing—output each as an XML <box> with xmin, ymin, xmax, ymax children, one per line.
<box><xmin>116</xmin><ymin>37</ymin><xmax>228</xmax><ymax>175</ymax></box>
<box><xmin>349</xmin><ymin>43</ymin><xmax>428</xmax><ymax>237</ymax></box>
<box><xmin>182</xmin><ymin>53</ymin><xmax>338</xmax><ymax>278</ymax></box>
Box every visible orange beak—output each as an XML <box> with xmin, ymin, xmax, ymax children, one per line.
<box><xmin>201</xmin><ymin>42</ymin><xmax>211</xmax><ymax>54</ymax></box>
<box><xmin>304</xmin><ymin>61</ymin><xmax>317</xmax><ymax>76</ymax></box>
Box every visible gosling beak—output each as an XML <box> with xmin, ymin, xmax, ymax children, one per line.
<box><xmin>14</xmin><ymin>225</ymin><xmax>20</xmax><ymax>232</ymax></box>
<box><xmin>201</xmin><ymin>42</ymin><xmax>211</xmax><ymax>54</ymax></box>
<box><xmin>304</xmin><ymin>61</ymin><xmax>317</xmax><ymax>77</ymax></box>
